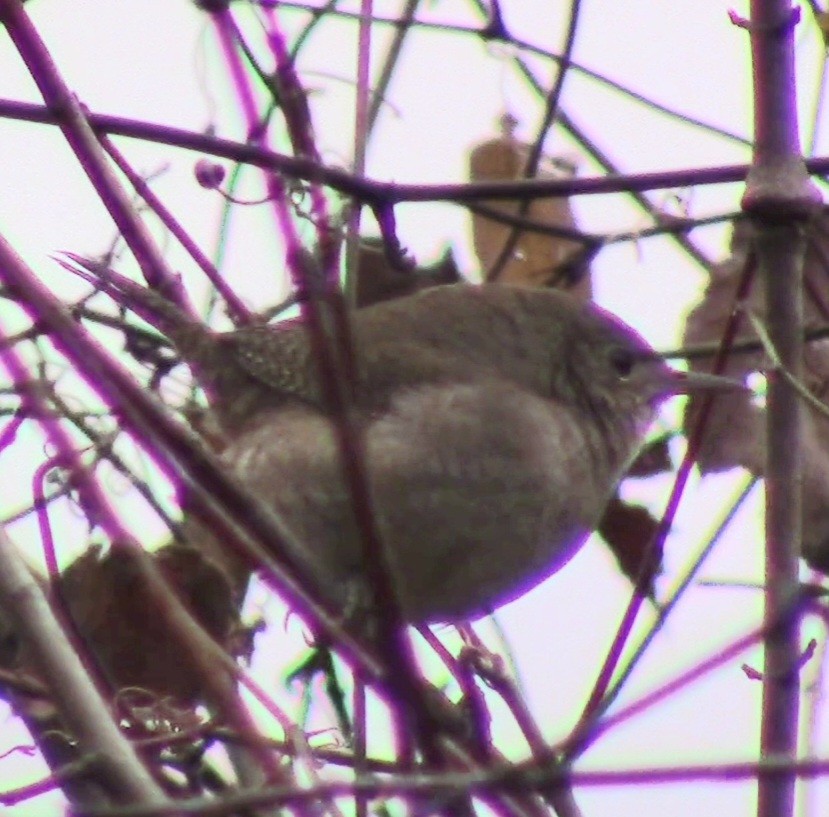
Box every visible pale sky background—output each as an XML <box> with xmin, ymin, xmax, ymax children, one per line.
<box><xmin>0</xmin><ymin>1</ymin><xmax>825</xmax><ymax>815</ymax></box>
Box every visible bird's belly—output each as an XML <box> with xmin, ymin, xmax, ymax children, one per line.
<box><xmin>225</xmin><ymin>381</ymin><xmax>624</xmax><ymax>624</ymax></box>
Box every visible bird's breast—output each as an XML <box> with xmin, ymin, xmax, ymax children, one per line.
<box><xmin>221</xmin><ymin>379</ymin><xmax>640</xmax><ymax>623</ymax></box>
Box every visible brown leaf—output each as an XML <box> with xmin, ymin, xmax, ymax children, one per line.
<box><xmin>626</xmin><ymin>434</ymin><xmax>674</xmax><ymax>478</ymax></box>
<box><xmin>54</xmin><ymin>542</ymin><xmax>242</xmax><ymax>708</ymax></box>
<box><xmin>468</xmin><ymin>130</ymin><xmax>591</xmax><ymax>298</ymax></box>
<box><xmin>681</xmin><ymin>212</ymin><xmax>829</xmax><ymax>572</ymax></box>
<box><xmin>682</xmin><ymin>220</ymin><xmax>763</xmax><ymax>474</ymax></box>
<box><xmin>353</xmin><ymin>237</ymin><xmax>461</xmax><ymax>308</ymax></box>
<box><xmin>597</xmin><ymin>496</ymin><xmax>662</xmax><ymax>599</ymax></box>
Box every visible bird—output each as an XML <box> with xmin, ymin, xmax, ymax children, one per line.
<box><xmin>63</xmin><ymin>256</ymin><xmax>741</xmax><ymax>624</ymax></box>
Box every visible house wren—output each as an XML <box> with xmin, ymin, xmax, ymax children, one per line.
<box><xmin>66</xmin><ymin>258</ymin><xmax>740</xmax><ymax>623</ymax></box>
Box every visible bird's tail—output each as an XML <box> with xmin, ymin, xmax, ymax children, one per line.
<box><xmin>56</xmin><ymin>253</ymin><xmax>216</xmax><ymax>367</ymax></box>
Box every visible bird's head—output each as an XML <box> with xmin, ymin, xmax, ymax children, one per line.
<box><xmin>554</xmin><ymin>298</ymin><xmax>745</xmax><ymax>442</ymax></box>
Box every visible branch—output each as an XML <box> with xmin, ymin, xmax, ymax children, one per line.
<box><xmin>738</xmin><ymin>2</ymin><xmax>822</xmax><ymax>815</ymax></box>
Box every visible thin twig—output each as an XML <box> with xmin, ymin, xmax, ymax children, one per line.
<box><xmin>746</xmin><ymin>308</ymin><xmax>829</xmax><ymax>419</ymax></box>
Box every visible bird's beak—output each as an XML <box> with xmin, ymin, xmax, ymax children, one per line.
<box><xmin>663</xmin><ymin>368</ymin><xmax>749</xmax><ymax>395</ymax></box>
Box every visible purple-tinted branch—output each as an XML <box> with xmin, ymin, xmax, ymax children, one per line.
<box><xmin>2</xmin><ymin>96</ymin><xmax>829</xmax><ymax>205</ymax></box>
<box><xmin>0</xmin><ymin>527</ymin><xmax>169</xmax><ymax>809</ymax></box>
<box><xmin>7</xmin><ymin>247</ymin><xmax>501</xmax><ymax>809</ymax></box>
<box><xmin>0</xmin><ymin>1</ymin><xmax>193</xmax><ymax>316</ymax></box>
<box><xmin>50</xmin><ymin>752</ymin><xmax>829</xmax><ymax>817</ymax></box>
<box><xmin>569</xmin><ymin>252</ymin><xmax>758</xmax><ymax>755</ymax></box>
<box><xmin>279</xmin><ymin>0</ymin><xmax>752</xmax><ymax>146</ymax></box>
<box><xmin>590</xmin><ymin>476</ymin><xmax>759</xmax><ymax>722</ymax></box>
<box><xmin>0</xmin><ymin>234</ymin><xmax>395</xmax><ymax>801</ymax></box>
<box><xmin>0</xmin><ymin>412</ymin><xmax>24</xmax><ymax>454</ymax></box>
<box><xmin>0</xmin><ymin>236</ymin><xmax>377</xmax><ymax>665</ymax></box>
<box><xmin>0</xmin><ymin>319</ymin><xmax>290</xmax><ymax>793</ymax></box>
<box><xmin>258</xmin><ymin>11</ymin><xmax>444</xmax><ymax>762</ymax></box>
<box><xmin>565</xmin><ymin>611</ymin><xmax>779</xmax><ymax>753</ymax></box>
<box><xmin>484</xmin><ymin>0</ymin><xmax>582</xmax><ymax>282</ymax></box>
<box><xmin>0</xmin><ymin>327</ymin><xmax>134</xmax><ymax>546</ymax></box>
<box><xmin>739</xmin><ymin>1</ymin><xmax>822</xmax><ymax>815</ymax></box>
<box><xmin>0</xmin><ymin>754</ymin><xmax>93</xmax><ymax>807</ymax></box>
<box><xmin>261</xmin><ymin>7</ymin><xmax>339</xmax><ymax>274</ymax></box>
<box><xmin>100</xmin><ymin>137</ymin><xmax>253</xmax><ymax>327</ymax></box>
<box><xmin>210</xmin><ymin>8</ymin><xmax>305</xmax><ymax>289</ymax></box>
<box><xmin>468</xmin><ymin>1</ymin><xmax>713</xmax><ymax>269</ymax></box>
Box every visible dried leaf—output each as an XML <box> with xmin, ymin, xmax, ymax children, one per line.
<box><xmin>627</xmin><ymin>434</ymin><xmax>674</xmax><ymax>478</ymax></box>
<box><xmin>353</xmin><ymin>237</ymin><xmax>461</xmax><ymax>308</ymax></box>
<box><xmin>682</xmin><ymin>229</ymin><xmax>765</xmax><ymax>474</ymax></box>
<box><xmin>597</xmin><ymin>496</ymin><xmax>662</xmax><ymax>600</ymax></box>
<box><xmin>816</xmin><ymin>11</ymin><xmax>829</xmax><ymax>47</ymax></box>
<box><xmin>681</xmin><ymin>212</ymin><xmax>829</xmax><ymax>571</ymax></box>
<box><xmin>468</xmin><ymin>130</ymin><xmax>591</xmax><ymax>298</ymax></box>
<box><xmin>55</xmin><ymin>542</ymin><xmax>241</xmax><ymax>708</ymax></box>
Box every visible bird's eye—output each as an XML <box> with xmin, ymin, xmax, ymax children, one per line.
<box><xmin>609</xmin><ymin>348</ymin><xmax>636</xmax><ymax>380</ymax></box>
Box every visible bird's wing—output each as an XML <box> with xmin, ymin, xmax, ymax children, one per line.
<box><xmin>226</xmin><ymin>325</ymin><xmax>486</xmax><ymax>414</ymax></box>
<box><xmin>219</xmin><ymin>324</ymin><xmax>325</xmax><ymax>405</ymax></box>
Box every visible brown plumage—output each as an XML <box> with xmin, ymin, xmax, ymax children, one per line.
<box><xmin>65</xmin><ymin>257</ymin><xmax>740</xmax><ymax>622</ymax></box>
